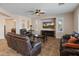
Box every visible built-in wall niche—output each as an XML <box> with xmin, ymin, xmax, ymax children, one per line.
<box><xmin>42</xmin><ymin>18</ymin><xmax>56</xmax><ymax>29</ymax></box>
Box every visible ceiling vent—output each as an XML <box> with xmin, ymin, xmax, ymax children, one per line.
<box><xmin>58</xmin><ymin>3</ymin><xmax>64</xmax><ymax>6</ymax></box>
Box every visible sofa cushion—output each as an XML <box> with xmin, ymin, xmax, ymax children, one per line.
<box><xmin>64</xmin><ymin>43</ymin><xmax>79</xmax><ymax>48</ymax></box>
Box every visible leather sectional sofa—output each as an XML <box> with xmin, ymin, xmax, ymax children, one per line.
<box><xmin>60</xmin><ymin>34</ymin><xmax>79</xmax><ymax>56</ymax></box>
<box><xmin>5</xmin><ymin>32</ymin><xmax>41</xmax><ymax>56</ymax></box>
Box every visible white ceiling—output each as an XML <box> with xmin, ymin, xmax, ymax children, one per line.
<box><xmin>0</xmin><ymin>3</ymin><xmax>78</xmax><ymax>16</ymax></box>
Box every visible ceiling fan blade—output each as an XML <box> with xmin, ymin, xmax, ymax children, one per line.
<box><xmin>25</xmin><ymin>9</ymin><xmax>45</xmax><ymax>16</ymax></box>
<box><xmin>27</xmin><ymin>10</ymin><xmax>34</xmax><ymax>13</ymax></box>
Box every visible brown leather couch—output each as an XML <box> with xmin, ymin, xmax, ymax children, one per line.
<box><xmin>5</xmin><ymin>32</ymin><xmax>41</xmax><ymax>56</ymax></box>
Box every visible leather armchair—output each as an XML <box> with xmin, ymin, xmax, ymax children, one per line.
<box><xmin>20</xmin><ymin>28</ymin><xmax>28</xmax><ymax>36</ymax></box>
<box><xmin>20</xmin><ymin>28</ymin><xmax>33</xmax><ymax>38</ymax></box>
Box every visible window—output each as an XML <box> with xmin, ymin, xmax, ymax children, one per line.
<box><xmin>57</xmin><ymin>17</ymin><xmax>64</xmax><ymax>32</ymax></box>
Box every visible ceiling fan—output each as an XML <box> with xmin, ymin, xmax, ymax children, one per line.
<box><xmin>27</xmin><ymin>9</ymin><xmax>45</xmax><ymax>16</ymax></box>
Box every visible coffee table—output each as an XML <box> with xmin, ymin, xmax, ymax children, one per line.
<box><xmin>33</xmin><ymin>34</ymin><xmax>47</xmax><ymax>42</ymax></box>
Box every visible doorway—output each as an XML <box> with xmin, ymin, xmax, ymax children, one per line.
<box><xmin>4</xmin><ymin>19</ymin><xmax>16</xmax><ymax>35</ymax></box>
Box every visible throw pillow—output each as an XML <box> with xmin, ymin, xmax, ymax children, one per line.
<box><xmin>68</xmin><ymin>37</ymin><xmax>77</xmax><ymax>43</ymax></box>
<box><xmin>62</xmin><ymin>34</ymin><xmax>70</xmax><ymax>40</ymax></box>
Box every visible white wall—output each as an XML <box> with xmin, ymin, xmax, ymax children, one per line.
<box><xmin>0</xmin><ymin>8</ymin><xmax>14</xmax><ymax>39</ymax></box>
<box><xmin>0</xmin><ymin>17</ymin><xmax>5</xmax><ymax>39</ymax></box>
<box><xmin>31</xmin><ymin>19</ymin><xmax>42</xmax><ymax>35</ymax></box>
<box><xmin>0</xmin><ymin>16</ymin><xmax>14</xmax><ymax>39</ymax></box>
<box><xmin>0</xmin><ymin>16</ymin><xmax>7</xmax><ymax>39</ymax></box>
<box><xmin>5</xmin><ymin>19</ymin><xmax>16</xmax><ymax>33</ymax></box>
<box><xmin>74</xmin><ymin>6</ymin><xmax>79</xmax><ymax>32</ymax></box>
<box><xmin>15</xmin><ymin>16</ymin><xmax>32</xmax><ymax>34</ymax></box>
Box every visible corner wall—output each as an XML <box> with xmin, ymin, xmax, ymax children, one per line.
<box><xmin>63</xmin><ymin>12</ymin><xmax>74</xmax><ymax>34</ymax></box>
<box><xmin>74</xmin><ymin>6</ymin><xmax>79</xmax><ymax>33</ymax></box>
<box><xmin>56</xmin><ymin>12</ymin><xmax>74</xmax><ymax>38</ymax></box>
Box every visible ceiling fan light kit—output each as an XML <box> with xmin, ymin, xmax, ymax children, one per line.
<box><xmin>35</xmin><ymin>12</ymin><xmax>40</xmax><ymax>16</ymax></box>
<box><xmin>27</xmin><ymin>9</ymin><xmax>45</xmax><ymax>16</ymax></box>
